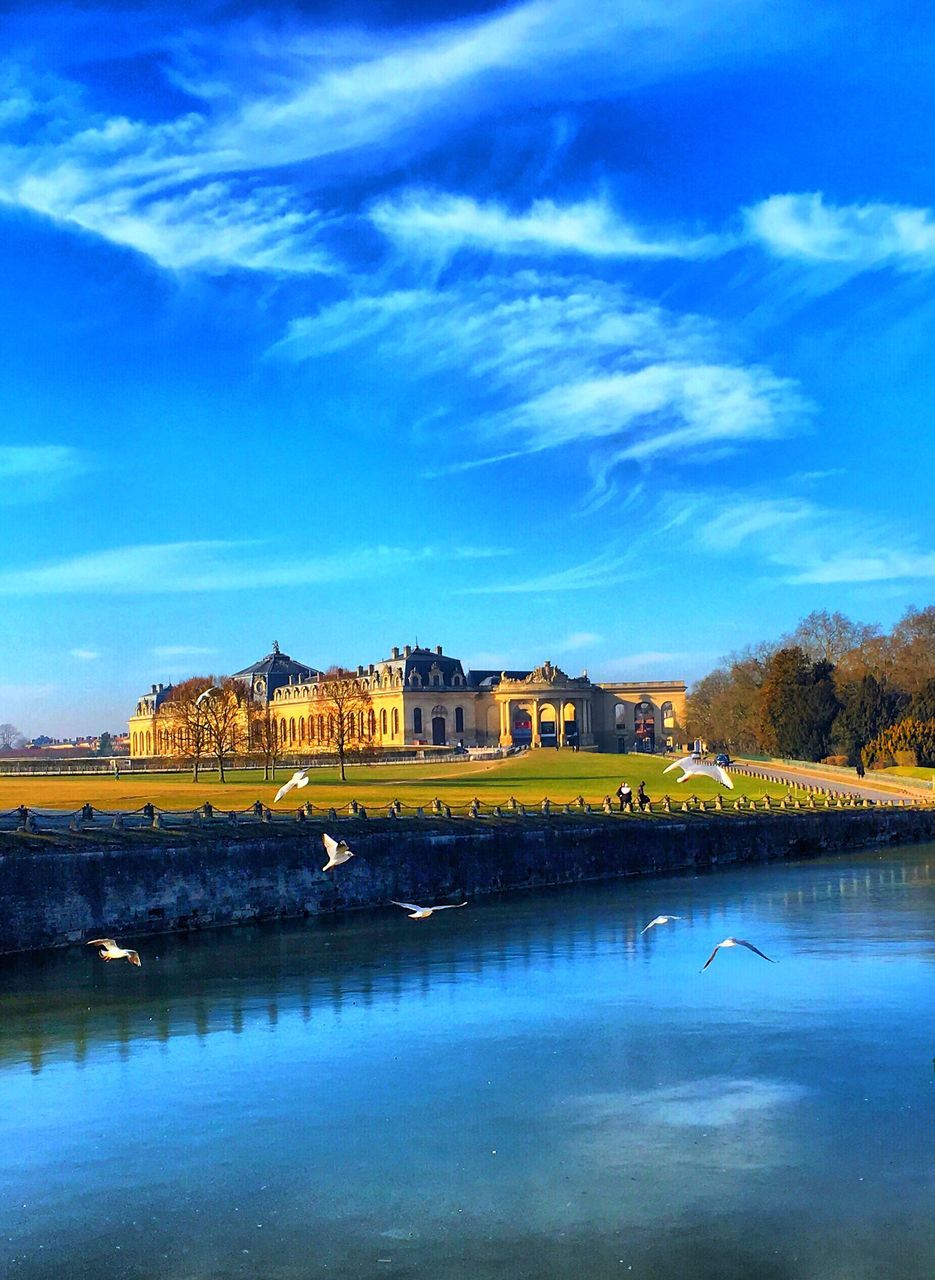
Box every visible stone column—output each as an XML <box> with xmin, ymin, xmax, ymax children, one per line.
<box><xmin>531</xmin><ymin>699</ymin><xmax>540</xmax><ymax>748</ymax></box>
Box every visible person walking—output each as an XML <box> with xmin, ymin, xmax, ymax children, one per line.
<box><xmin>636</xmin><ymin>781</ymin><xmax>649</xmax><ymax>811</ymax></box>
<box><xmin>616</xmin><ymin>780</ymin><xmax>632</xmax><ymax>811</ymax></box>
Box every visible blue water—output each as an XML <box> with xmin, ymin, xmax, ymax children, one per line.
<box><xmin>1</xmin><ymin>845</ymin><xmax>933</xmax><ymax>1279</ymax></box>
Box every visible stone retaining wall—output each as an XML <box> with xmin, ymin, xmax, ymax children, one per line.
<box><xmin>2</xmin><ymin>807</ymin><xmax>934</xmax><ymax>955</ymax></box>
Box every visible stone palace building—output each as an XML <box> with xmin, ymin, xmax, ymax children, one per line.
<box><xmin>129</xmin><ymin>641</ymin><xmax>687</xmax><ymax>758</ymax></box>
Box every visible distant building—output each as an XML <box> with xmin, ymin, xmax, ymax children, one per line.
<box><xmin>129</xmin><ymin>641</ymin><xmax>687</xmax><ymax>758</ymax></box>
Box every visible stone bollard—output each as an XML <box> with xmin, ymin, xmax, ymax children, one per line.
<box><xmin>253</xmin><ymin>801</ymin><xmax>264</xmax><ymax>819</ymax></box>
<box><xmin>585</xmin><ymin>803</ymin><xmax>593</xmax><ymax>813</ymax></box>
<box><xmin>715</xmin><ymin>793</ymin><xmax>723</xmax><ymax>811</ymax></box>
<box><xmin>262</xmin><ymin>807</ymin><xmax>272</xmax><ymax>822</ymax></box>
<box><xmin>662</xmin><ymin>796</ymin><xmax>671</xmax><ymax>813</ymax></box>
<box><xmin>468</xmin><ymin>799</ymin><xmax>480</xmax><ymax>819</ymax></box>
<box><xmin>432</xmin><ymin>798</ymin><xmax>443</xmax><ymax>816</ymax></box>
<box><xmin>443</xmin><ymin>804</ymin><xmax>452</xmax><ymax>819</ymax></box>
<box><xmin>624</xmin><ymin>800</ymin><xmax>633</xmax><ymax>814</ymax></box>
<box><xmin>576</xmin><ymin>795</ymin><xmax>585</xmax><ymax>810</ymax></box>
<box><xmin>349</xmin><ymin>800</ymin><xmax>359</xmax><ymax>816</ymax></box>
<box><xmin>602</xmin><ymin>796</ymin><xmax>613</xmax><ymax>814</ymax></box>
<box><xmin>202</xmin><ymin>802</ymin><xmax>214</xmax><ymax>820</ymax></box>
<box><xmin>492</xmin><ymin>805</ymin><xmax>503</xmax><ymax>818</ymax></box>
<box><xmin>541</xmin><ymin>798</ymin><xmax>551</xmax><ymax>816</ymax></box>
<box><xmin>112</xmin><ymin>814</ymin><xmax>124</xmax><ymax>830</ymax></box>
<box><xmin>294</xmin><ymin>809</ymin><xmax>305</xmax><ymax>822</ymax></box>
<box><xmin>564</xmin><ymin>803</ymin><xmax>574</xmax><ymax>815</ymax></box>
<box><xmin>327</xmin><ymin>808</ymin><xmax>337</xmax><ymax>821</ymax></box>
<box><xmin>304</xmin><ymin>802</ymin><xmax>313</xmax><ymax>818</ymax></box>
<box><xmin>387</xmin><ymin>805</ymin><xmax>397</xmax><ymax>819</ymax></box>
<box><xmin>517</xmin><ymin>803</ymin><xmax>526</xmax><ymax>816</ymax></box>
<box><xmin>152</xmin><ymin>812</ymin><xmax>162</xmax><ymax>829</ymax></box>
<box><xmin>358</xmin><ymin>806</ymin><xmax>367</xmax><ymax>819</ymax></box>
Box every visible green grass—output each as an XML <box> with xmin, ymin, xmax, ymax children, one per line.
<box><xmin>1</xmin><ymin>751</ymin><xmax>812</xmax><ymax>814</ymax></box>
<box><xmin>878</xmin><ymin>766</ymin><xmax>935</xmax><ymax>782</ymax></box>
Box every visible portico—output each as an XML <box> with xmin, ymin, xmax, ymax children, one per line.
<box><xmin>494</xmin><ymin>662</ymin><xmax>596</xmax><ymax>749</ymax></box>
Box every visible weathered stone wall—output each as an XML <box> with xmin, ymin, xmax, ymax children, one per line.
<box><xmin>2</xmin><ymin>808</ymin><xmax>934</xmax><ymax>955</ymax></box>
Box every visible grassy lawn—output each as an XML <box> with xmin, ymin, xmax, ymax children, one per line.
<box><xmin>1</xmin><ymin>751</ymin><xmax>812</xmax><ymax>814</ymax></box>
<box><xmin>879</xmin><ymin>766</ymin><xmax>935</xmax><ymax>783</ymax></box>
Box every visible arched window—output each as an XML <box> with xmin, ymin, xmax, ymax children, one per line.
<box><xmin>328</xmin><ymin>714</ymin><xmax>334</xmax><ymax>741</ymax></box>
<box><xmin>368</xmin><ymin>709</ymin><xmax>376</xmax><ymax>738</ymax></box>
<box><xmin>615</xmin><ymin>703</ymin><xmax>627</xmax><ymax>730</ymax></box>
<box><xmin>299</xmin><ymin>716</ymin><xmax>306</xmax><ymax>743</ymax></box>
<box><xmin>280</xmin><ymin>720</ymin><xmax>287</xmax><ymax>745</ymax></box>
<box><xmin>380</xmin><ymin>708</ymin><xmax>387</xmax><ymax>736</ymax></box>
<box><xmin>346</xmin><ymin>711</ymin><xmax>355</xmax><ymax>739</ymax></box>
<box><xmin>317</xmin><ymin>714</ymin><xmax>324</xmax><ymax>741</ymax></box>
<box><xmin>289</xmin><ymin>718</ymin><xmax>296</xmax><ymax>744</ymax></box>
<box><xmin>358</xmin><ymin>710</ymin><xmax>365</xmax><ymax>738</ymax></box>
<box><xmin>661</xmin><ymin>701</ymin><xmax>675</xmax><ymax>730</ymax></box>
<box><xmin>392</xmin><ymin>708</ymin><xmax>399</xmax><ymax>737</ymax></box>
<box><xmin>145</xmin><ymin>731</ymin><xmax>151</xmax><ymax>754</ymax></box>
<box><xmin>131</xmin><ymin>733</ymin><xmax>137</xmax><ymax>754</ymax></box>
<box><xmin>413</xmin><ymin>707</ymin><xmax>423</xmax><ymax>734</ymax></box>
<box><xmin>455</xmin><ymin>706</ymin><xmax>464</xmax><ymax>734</ymax></box>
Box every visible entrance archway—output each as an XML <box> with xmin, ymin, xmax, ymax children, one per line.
<box><xmin>512</xmin><ymin>705</ymin><xmax>532</xmax><ymax>746</ymax></box>
<box><xmin>538</xmin><ymin>703</ymin><xmax>558</xmax><ymax>747</ymax></box>
<box><xmin>432</xmin><ymin>716</ymin><xmax>447</xmax><ymax>746</ymax></box>
<box><xmin>634</xmin><ymin>700</ymin><xmax>656</xmax><ymax>753</ymax></box>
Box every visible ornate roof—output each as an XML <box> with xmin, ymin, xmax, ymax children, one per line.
<box><xmin>233</xmin><ymin>642</ymin><xmax>320</xmax><ymax>698</ymax></box>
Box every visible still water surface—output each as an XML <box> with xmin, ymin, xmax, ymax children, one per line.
<box><xmin>2</xmin><ymin>846</ymin><xmax>934</xmax><ymax>1280</ymax></box>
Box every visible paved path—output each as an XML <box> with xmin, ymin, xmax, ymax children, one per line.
<box><xmin>733</xmin><ymin>759</ymin><xmax>924</xmax><ymax>804</ymax></box>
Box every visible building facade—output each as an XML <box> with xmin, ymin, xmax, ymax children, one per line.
<box><xmin>128</xmin><ymin>642</ymin><xmax>687</xmax><ymax>758</ymax></box>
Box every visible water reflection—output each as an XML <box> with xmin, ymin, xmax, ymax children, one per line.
<box><xmin>1</xmin><ymin>845</ymin><xmax>933</xmax><ymax>1280</ymax></box>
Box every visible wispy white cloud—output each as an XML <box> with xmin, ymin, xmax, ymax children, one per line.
<box><xmin>69</xmin><ymin>649</ymin><xmax>100</xmax><ymax>661</ymax></box>
<box><xmin>371</xmin><ymin>191</ymin><xmax>727</xmax><ymax>261</ymax></box>
<box><xmin>746</xmin><ymin>192</ymin><xmax>935</xmax><ymax>272</ymax></box>
<box><xmin>274</xmin><ymin>275</ymin><xmax>808</xmax><ymax>492</ymax></box>
<box><xmin>461</xmin><ymin>548</ymin><xmax>640</xmax><ymax>594</ymax></box>
<box><xmin>0</xmin><ymin>444</ymin><xmax>85</xmax><ymax>502</ymax></box>
<box><xmin>0</xmin><ymin>539</ymin><xmax>509</xmax><ymax>596</ymax></box>
<box><xmin>555</xmin><ymin>630</ymin><xmax>603</xmax><ymax>652</ymax></box>
<box><xmin>0</xmin><ymin>0</ymin><xmax>802</xmax><ymax>275</ymax></box>
<box><xmin>667</xmin><ymin>489</ymin><xmax>935</xmax><ymax>585</ymax></box>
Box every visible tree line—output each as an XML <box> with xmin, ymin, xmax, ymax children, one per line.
<box><xmin>687</xmin><ymin>606</ymin><xmax>935</xmax><ymax>767</ymax></box>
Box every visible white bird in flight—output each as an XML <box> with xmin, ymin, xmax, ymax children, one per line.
<box><xmin>664</xmin><ymin>756</ymin><xmax>733</xmax><ymax>789</ymax></box>
<box><xmin>701</xmin><ymin>937</ymin><xmax>776</xmax><ymax>971</ymax></box>
<box><xmin>87</xmin><ymin>938</ymin><xmax>141</xmax><ymax>967</ymax></box>
<box><xmin>195</xmin><ymin>686</ymin><xmax>221</xmax><ymax>707</ymax></box>
<box><xmin>274</xmin><ymin>769</ymin><xmax>309</xmax><ymax>803</ymax></box>
<box><xmin>391</xmin><ymin>900</ymin><xmax>467</xmax><ymax>920</ymax></box>
<box><xmin>640</xmin><ymin>914</ymin><xmax>682</xmax><ymax>934</ymax></box>
<box><xmin>322</xmin><ymin>832</ymin><xmax>354</xmax><ymax>871</ymax></box>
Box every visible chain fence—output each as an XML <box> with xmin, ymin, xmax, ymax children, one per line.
<box><xmin>1</xmin><ymin>779</ymin><xmax>927</xmax><ymax>835</ymax></box>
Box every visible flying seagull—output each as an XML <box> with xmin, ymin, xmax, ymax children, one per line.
<box><xmin>391</xmin><ymin>900</ymin><xmax>467</xmax><ymax>920</ymax></box>
<box><xmin>274</xmin><ymin>769</ymin><xmax>309</xmax><ymax>803</ymax></box>
<box><xmin>664</xmin><ymin>756</ymin><xmax>733</xmax><ymax>789</ymax></box>
<box><xmin>640</xmin><ymin>914</ymin><xmax>682</xmax><ymax>934</ymax></box>
<box><xmin>701</xmin><ymin>937</ymin><xmax>776</xmax><ymax>971</ymax></box>
<box><xmin>195</xmin><ymin>686</ymin><xmax>221</xmax><ymax>707</ymax></box>
<box><xmin>322</xmin><ymin>832</ymin><xmax>354</xmax><ymax>871</ymax></box>
<box><xmin>87</xmin><ymin>938</ymin><xmax>141</xmax><ymax>967</ymax></box>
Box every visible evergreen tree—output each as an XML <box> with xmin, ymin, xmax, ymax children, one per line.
<box><xmin>832</xmin><ymin>675</ymin><xmax>906</xmax><ymax>764</ymax></box>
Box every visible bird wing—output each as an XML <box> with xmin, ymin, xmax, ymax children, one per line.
<box><xmin>87</xmin><ymin>938</ymin><xmax>117</xmax><ymax>948</ymax></box>
<box><xmin>322</xmin><ymin>833</ymin><xmax>338</xmax><ymax>856</ymax></box>
<box><xmin>663</xmin><ymin>756</ymin><xmax>694</xmax><ymax>775</ymax></box>
<box><xmin>736</xmin><ymin>939</ymin><xmax>776</xmax><ymax>963</ymax></box>
<box><xmin>391</xmin><ymin>901</ymin><xmax>423</xmax><ymax>912</ymax></box>
<box><xmin>433</xmin><ymin>903</ymin><xmax>467</xmax><ymax>910</ymax></box>
<box><xmin>295</xmin><ymin>775</ymin><xmax>310</xmax><ymax>790</ymax></box>
<box><xmin>640</xmin><ymin>917</ymin><xmax>663</xmax><ymax>933</ymax></box>
<box><xmin>714</xmin><ymin>766</ymin><xmax>734</xmax><ymax>789</ymax></box>
<box><xmin>274</xmin><ymin>779</ymin><xmax>296</xmax><ymax>802</ymax></box>
<box><xmin>700</xmin><ymin>943</ymin><xmax>722</xmax><ymax>971</ymax></box>
<box><xmin>128</xmin><ymin>951</ymin><xmax>142</xmax><ymax>966</ymax></box>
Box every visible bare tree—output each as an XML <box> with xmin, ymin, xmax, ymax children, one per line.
<box><xmin>0</xmin><ymin>723</ymin><xmax>24</xmax><ymax>750</ymax></box>
<box><xmin>249</xmin><ymin>698</ymin><xmax>284</xmax><ymax>781</ymax></box>
<box><xmin>200</xmin><ymin>678</ymin><xmax>250</xmax><ymax>783</ymax></box>
<box><xmin>162</xmin><ymin>677</ymin><xmax>214</xmax><ymax>781</ymax></box>
<box><xmin>785</xmin><ymin>610</ymin><xmax>879</xmax><ymax>666</ymax></box>
<box><xmin>313</xmin><ymin>668</ymin><xmax>375</xmax><ymax>782</ymax></box>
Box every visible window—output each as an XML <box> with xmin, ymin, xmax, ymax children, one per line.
<box><xmin>317</xmin><ymin>714</ymin><xmax>324</xmax><ymax>741</ymax></box>
<box><xmin>145</xmin><ymin>731</ymin><xmax>151</xmax><ymax>754</ymax></box>
<box><xmin>290</xmin><ymin>718</ymin><xmax>296</xmax><ymax>744</ymax></box>
<box><xmin>662</xmin><ymin>701</ymin><xmax>675</xmax><ymax>730</ymax></box>
<box><xmin>614</xmin><ymin>703</ymin><xmax>627</xmax><ymax>730</ymax></box>
<box><xmin>413</xmin><ymin>707</ymin><xmax>423</xmax><ymax>734</ymax></box>
<box><xmin>347</xmin><ymin>712</ymin><xmax>355</xmax><ymax>739</ymax></box>
<box><xmin>455</xmin><ymin>706</ymin><xmax>464</xmax><ymax>734</ymax></box>
<box><xmin>392</xmin><ymin>708</ymin><xmax>400</xmax><ymax>737</ymax></box>
<box><xmin>381</xmin><ymin>708</ymin><xmax>387</xmax><ymax>735</ymax></box>
<box><xmin>368</xmin><ymin>709</ymin><xmax>376</xmax><ymax>738</ymax></box>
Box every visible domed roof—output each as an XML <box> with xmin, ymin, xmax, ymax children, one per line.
<box><xmin>233</xmin><ymin>642</ymin><xmax>320</xmax><ymax>698</ymax></box>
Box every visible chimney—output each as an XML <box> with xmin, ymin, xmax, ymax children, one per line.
<box><xmin>357</xmin><ymin>664</ymin><xmax>364</xmax><ymax>676</ymax></box>
<box><xmin>404</xmin><ymin>644</ymin><xmax>411</xmax><ymax>657</ymax></box>
<box><xmin>391</xmin><ymin>646</ymin><xmax>400</xmax><ymax>659</ymax></box>
<box><xmin>435</xmin><ymin>644</ymin><xmax>442</xmax><ymax>655</ymax></box>
<box><xmin>157</xmin><ymin>683</ymin><xmax>164</xmax><ymax>692</ymax></box>
<box><xmin>151</xmin><ymin>684</ymin><xmax>157</xmax><ymax>694</ymax></box>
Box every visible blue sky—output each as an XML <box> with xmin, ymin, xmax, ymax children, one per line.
<box><xmin>1</xmin><ymin>0</ymin><xmax>933</xmax><ymax>735</ymax></box>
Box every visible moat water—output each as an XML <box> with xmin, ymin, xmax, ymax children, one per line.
<box><xmin>1</xmin><ymin>845</ymin><xmax>933</xmax><ymax>1280</ymax></box>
